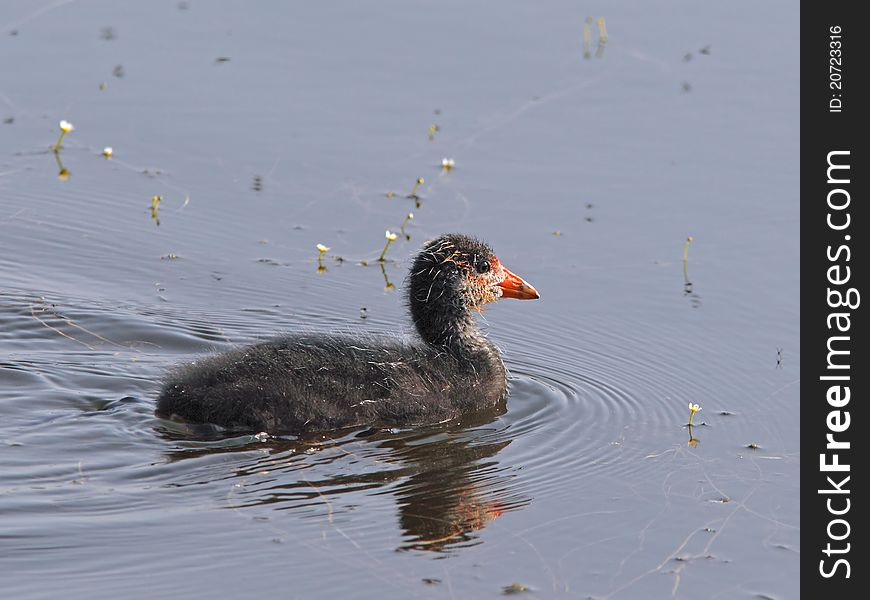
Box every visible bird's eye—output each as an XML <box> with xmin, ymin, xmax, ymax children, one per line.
<box><xmin>476</xmin><ymin>260</ymin><xmax>491</xmax><ymax>274</ymax></box>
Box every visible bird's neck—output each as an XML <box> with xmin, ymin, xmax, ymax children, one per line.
<box><xmin>412</xmin><ymin>304</ymin><xmax>500</xmax><ymax>364</ymax></box>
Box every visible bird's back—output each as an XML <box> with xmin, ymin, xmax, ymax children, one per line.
<box><xmin>155</xmin><ymin>333</ymin><xmax>506</xmax><ymax>432</ymax></box>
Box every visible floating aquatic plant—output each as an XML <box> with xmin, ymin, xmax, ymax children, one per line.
<box><xmin>441</xmin><ymin>157</ymin><xmax>455</xmax><ymax>171</ymax></box>
<box><xmin>597</xmin><ymin>17</ymin><xmax>608</xmax><ymax>43</ymax></box>
<box><xmin>378</xmin><ymin>230</ymin><xmax>398</xmax><ymax>262</ymax></box>
<box><xmin>53</xmin><ymin>120</ymin><xmax>74</xmax><ymax>153</ymax></box>
<box><xmin>400</xmin><ymin>212</ymin><xmax>414</xmax><ymax>239</ymax></box>
<box><xmin>683</xmin><ymin>235</ymin><xmax>693</xmax><ymax>265</ymax></box>
<box><xmin>316</xmin><ymin>243</ymin><xmax>330</xmax><ymax>272</ymax></box>
<box><xmin>408</xmin><ymin>177</ymin><xmax>424</xmax><ymax>199</ymax></box>
<box><xmin>102</xmin><ymin>147</ymin><xmax>113</xmax><ymax>159</ymax></box>
<box><xmin>150</xmin><ymin>195</ymin><xmax>163</xmax><ymax>226</ymax></box>
<box><xmin>688</xmin><ymin>402</ymin><xmax>702</xmax><ymax>426</ymax></box>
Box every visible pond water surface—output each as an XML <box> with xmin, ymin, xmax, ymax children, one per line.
<box><xmin>1</xmin><ymin>1</ymin><xmax>799</xmax><ymax>598</ymax></box>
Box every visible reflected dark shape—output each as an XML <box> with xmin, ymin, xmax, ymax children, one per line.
<box><xmin>53</xmin><ymin>151</ymin><xmax>70</xmax><ymax>182</ymax></box>
<box><xmin>380</xmin><ymin>262</ymin><xmax>394</xmax><ymax>291</ymax></box>
<box><xmin>252</xmin><ymin>175</ymin><xmax>263</xmax><ymax>192</ymax></box>
<box><xmin>157</xmin><ymin>401</ymin><xmax>528</xmax><ymax>552</ymax></box>
<box><xmin>687</xmin><ymin>424</ymin><xmax>699</xmax><ymax>447</ymax></box>
<box><xmin>683</xmin><ymin>263</ymin><xmax>701</xmax><ymax>308</ymax></box>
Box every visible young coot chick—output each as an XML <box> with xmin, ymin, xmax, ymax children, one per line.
<box><xmin>155</xmin><ymin>234</ymin><xmax>539</xmax><ymax>433</ymax></box>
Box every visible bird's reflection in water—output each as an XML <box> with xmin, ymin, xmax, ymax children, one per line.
<box><xmin>158</xmin><ymin>400</ymin><xmax>529</xmax><ymax>552</ymax></box>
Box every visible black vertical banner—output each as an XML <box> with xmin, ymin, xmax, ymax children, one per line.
<box><xmin>803</xmin><ymin>3</ymin><xmax>867</xmax><ymax>596</ymax></box>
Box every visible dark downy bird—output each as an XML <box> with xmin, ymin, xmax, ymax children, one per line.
<box><xmin>155</xmin><ymin>234</ymin><xmax>539</xmax><ymax>433</ymax></box>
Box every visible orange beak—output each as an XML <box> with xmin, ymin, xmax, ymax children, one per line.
<box><xmin>497</xmin><ymin>266</ymin><xmax>540</xmax><ymax>300</ymax></box>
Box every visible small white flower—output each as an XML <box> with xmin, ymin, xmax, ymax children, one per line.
<box><xmin>316</xmin><ymin>243</ymin><xmax>330</xmax><ymax>253</ymax></box>
<box><xmin>385</xmin><ymin>230</ymin><xmax>398</xmax><ymax>241</ymax></box>
<box><xmin>407</xmin><ymin>212</ymin><xmax>414</xmax><ymax>220</ymax></box>
<box><xmin>441</xmin><ymin>157</ymin><xmax>455</xmax><ymax>169</ymax></box>
<box><xmin>59</xmin><ymin>120</ymin><xmax>74</xmax><ymax>133</ymax></box>
<box><xmin>102</xmin><ymin>147</ymin><xmax>113</xmax><ymax>158</ymax></box>
<box><xmin>688</xmin><ymin>403</ymin><xmax>702</xmax><ymax>413</ymax></box>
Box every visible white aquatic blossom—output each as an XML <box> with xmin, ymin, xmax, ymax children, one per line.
<box><xmin>316</xmin><ymin>243</ymin><xmax>330</xmax><ymax>253</ymax></box>
<box><xmin>102</xmin><ymin>147</ymin><xmax>113</xmax><ymax>158</ymax></box>
<box><xmin>441</xmin><ymin>157</ymin><xmax>455</xmax><ymax>170</ymax></box>
<box><xmin>59</xmin><ymin>120</ymin><xmax>74</xmax><ymax>133</ymax></box>
<box><xmin>688</xmin><ymin>403</ymin><xmax>702</xmax><ymax>414</ymax></box>
<box><xmin>385</xmin><ymin>230</ymin><xmax>398</xmax><ymax>241</ymax></box>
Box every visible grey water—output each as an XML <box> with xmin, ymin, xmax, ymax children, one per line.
<box><xmin>1</xmin><ymin>1</ymin><xmax>798</xmax><ymax>598</ymax></box>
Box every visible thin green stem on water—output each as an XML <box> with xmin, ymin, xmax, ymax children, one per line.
<box><xmin>53</xmin><ymin>131</ymin><xmax>66</xmax><ymax>153</ymax></box>
<box><xmin>378</xmin><ymin>238</ymin><xmax>393</xmax><ymax>262</ymax></box>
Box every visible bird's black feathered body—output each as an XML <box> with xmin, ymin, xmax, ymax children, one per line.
<box><xmin>155</xmin><ymin>234</ymin><xmax>538</xmax><ymax>433</ymax></box>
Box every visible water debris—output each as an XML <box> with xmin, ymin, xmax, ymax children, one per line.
<box><xmin>699</xmin><ymin>45</ymin><xmax>712</xmax><ymax>55</ymax></box>
<box><xmin>552</xmin><ymin>230</ymin><xmax>562</xmax><ymax>236</ymax></box>
<box><xmin>776</xmin><ymin>347</ymin><xmax>783</xmax><ymax>368</ymax></box>
<box><xmin>53</xmin><ymin>120</ymin><xmax>74</xmax><ymax>153</ymax></box>
<box><xmin>100</xmin><ymin>27</ymin><xmax>116</xmax><ymax>40</ymax></box>
<box><xmin>440</xmin><ymin>157</ymin><xmax>455</xmax><ymax>171</ymax></box>
<box><xmin>3</xmin><ymin>117</ymin><xmax>13</xmax><ymax>124</ymax></box>
<box><xmin>681</xmin><ymin>81</ymin><xmax>692</xmax><ymax>93</ymax></box>
<box><xmin>378</xmin><ymin>230</ymin><xmax>398</xmax><ymax>262</ymax></box>
<box><xmin>161</xmin><ymin>253</ymin><xmax>180</xmax><ymax>260</ymax></box>
<box><xmin>102</xmin><ymin>147</ymin><xmax>113</xmax><ymax>159</ymax></box>
<box><xmin>253</xmin><ymin>431</ymin><xmax>271</xmax><ymax>442</ymax></box>
<box><xmin>746</xmin><ymin>442</ymin><xmax>759</xmax><ymax>450</ymax></box>
<box><xmin>215</xmin><ymin>57</ymin><xmax>231</xmax><ymax>64</ymax></box>
<box><xmin>683</xmin><ymin>52</ymin><xmax>693</xmax><ymax>62</ymax></box>
<box><xmin>113</xmin><ymin>64</ymin><xmax>125</xmax><ymax>78</ymax></box>
<box><xmin>252</xmin><ymin>174</ymin><xmax>262</xmax><ymax>191</ymax></box>
<box><xmin>502</xmin><ymin>583</ymin><xmax>531</xmax><ymax>595</ymax></box>
<box><xmin>421</xmin><ymin>578</ymin><xmax>441</xmax><ymax>585</ymax></box>
<box><xmin>385</xmin><ymin>191</ymin><xmax>397</xmax><ymax>199</ymax></box>
<box><xmin>150</xmin><ymin>195</ymin><xmax>163</xmax><ymax>226</ymax></box>
<box><xmin>427</xmin><ymin>123</ymin><xmax>439</xmax><ymax>141</ymax></box>
<box><xmin>359</xmin><ymin>307</ymin><xmax>368</xmax><ymax>319</ymax></box>
<box><xmin>99</xmin><ymin>82</ymin><xmax>108</xmax><ymax>90</ymax></box>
